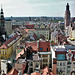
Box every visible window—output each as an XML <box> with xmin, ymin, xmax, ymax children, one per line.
<box><xmin>67</xmin><ymin>62</ymin><xmax>71</xmax><ymax>64</ymax></box>
<box><xmin>40</xmin><ymin>48</ymin><xmax>43</xmax><ymax>50</ymax></box>
<box><xmin>30</xmin><ymin>62</ymin><xmax>33</xmax><ymax>66</ymax></box>
<box><xmin>74</xmin><ymin>54</ymin><xmax>75</xmax><ymax>59</ymax></box>
<box><xmin>67</xmin><ymin>66</ymin><xmax>70</xmax><ymax>68</ymax></box>
<box><xmin>5</xmin><ymin>50</ymin><xmax>6</xmax><ymax>52</ymax></box>
<box><xmin>73</xmin><ymin>62</ymin><xmax>75</xmax><ymax>64</ymax></box>
<box><xmin>43</xmin><ymin>59</ymin><xmax>48</xmax><ymax>62</ymax></box>
<box><xmin>63</xmin><ymin>67</ymin><xmax>65</xmax><ymax>70</ymax></box>
<box><xmin>57</xmin><ymin>54</ymin><xmax>65</xmax><ymax>60</ymax></box>
<box><xmin>5</xmin><ymin>56</ymin><xmax>7</xmax><ymax>59</ymax></box>
<box><xmin>57</xmin><ymin>62</ymin><xmax>59</xmax><ymax>66</ymax></box>
<box><xmin>5</xmin><ymin>52</ymin><xmax>7</xmax><ymax>55</ymax></box>
<box><xmin>57</xmin><ymin>68</ymin><xmax>59</xmax><ymax>74</ymax></box>
<box><xmin>47</xmin><ymin>48</ymin><xmax>48</xmax><ymax>51</ymax></box>
<box><xmin>60</xmin><ymin>62</ymin><xmax>62</xmax><ymax>66</ymax></box>
<box><xmin>59</xmin><ymin>68</ymin><xmax>63</xmax><ymax>73</ymax></box>
<box><xmin>63</xmin><ymin>62</ymin><xmax>65</xmax><ymax>66</ymax></box>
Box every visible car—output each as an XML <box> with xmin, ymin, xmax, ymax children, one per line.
<box><xmin>69</xmin><ymin>38</ymin><xmax>75</xmax><ymax>41</ymax></box>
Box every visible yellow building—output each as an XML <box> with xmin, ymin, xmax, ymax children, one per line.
<box><xmin>34</xmin><ymin>23</ymin><xmax>49</xmax><ymax>29</ymax></box>
<box><xmin>0</xmin><ymin>34</ymin><xmax>22</xmax><ymax>59</ymax></box>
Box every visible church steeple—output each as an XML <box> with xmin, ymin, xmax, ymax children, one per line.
<box><xmin>65</xmin><ymin>3</ymin><xmax>71</xmax><ymax>27</ymax></box>
<box><xmin>0</xmin><ymin>5</ymin><xmax>5</xmax><ymax>26</ymax></box>
<box><xmin>66</xmin><ymin>3</ymin><xmax>69</xmax><ymax>10</ymax></box>
<box><xmin>0</xmin><ymin>5</ymin><xmax>6</xmax><ymax>44</ymax></box>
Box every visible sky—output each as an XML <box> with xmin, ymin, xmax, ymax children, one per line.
<box><xmin>0</xmin><ymin>0</ymin><xmax>75</xmax><ymax>17</ymax></box>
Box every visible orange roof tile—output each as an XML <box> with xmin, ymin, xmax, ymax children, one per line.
<box><xmin>16</xmin><ymin>49</ymin><xmax>24</xmax><ymax>60</ymax></box>
<box><xmin>41</xmin><ymin>66</ymin><xmax>53</xmax><ymax>75</ymax></box>
<box><xmin>25</xmin><ymin>42</ymin><xmax>38</xmax><ymax>52</ymax></box>
<box><xmin>31</xmin><ymin>72</ymin><xmax>41</xmax><ymax>75</ymax></box>
<box><xmin>23</xmin><ymin>74</ymin><xmax>29</xmax><ymax>75</ymax></box>
<box><xmin>0</xmin><ymin>34</ymin><xmax>21</xmax><ymax>49</ymax></box>
<box><xmin>7</xmin><ymin>68</ymin><xmax>18</xmax><ymax>75</ymax></box>
<box><xmin>24</xmin><ymin>29</ymin><xmax>35</xmax><ymax>33</ymax></box>
<box><xmin>39</xmin><ymin>41</ymin><xmax>50</xmax><ymax>52</ymax></box>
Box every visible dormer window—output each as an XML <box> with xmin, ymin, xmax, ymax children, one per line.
<box><xmin>2</xmin><ymin>47</ymin><xmax>4</xmax><ymax>49</ymax></box>
<box><xmin>40</xmin><ymin>48</ymin><xmax>43</xmax><ymax>50</ymax></box>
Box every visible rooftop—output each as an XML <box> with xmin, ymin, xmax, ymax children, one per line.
<box><xmin>25</xmin><ymin>42</ymin><xmax>38</xmax><ymax>52</ymax></box>
<box><xmin>0</xmin><ymin>34</ymin><xmax>21</xmax><ymax>49</ymax></box>
<box><xmin>6</xmin><ymin>68</ymin><xmax>18</xmax><ymax>75</ymax></box>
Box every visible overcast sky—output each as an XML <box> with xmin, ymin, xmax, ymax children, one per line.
<box><xmin>0</xmin><ymin>0</ymin><xmax>75</xmax><ymax>17</ymax></box>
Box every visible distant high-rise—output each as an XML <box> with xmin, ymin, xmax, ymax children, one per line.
<box><xmin>0</xmin><ymin>6</ymin><xmax>6</xmax><ymax>44</ymax></box>
<box><xmin>65</xmin><ymin>3</ymin><xmax>71</xmax><ymax>27</ymax></box>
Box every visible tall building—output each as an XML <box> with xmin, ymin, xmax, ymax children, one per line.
<box><xmin>53</xmin><ymin>45</ymin><xmax>75</xmax><ymax>75</ymax></box>
<box><xmin>5</xmin><ymin>20</ymin><xmax>12</xmax><ymax>36</ymax></box>
<box><xmin>0</xmin><ymin>6</ymin><xmax>6</xmax><ymax>44</ymax></box>
<box><xmin>65</xmin><ymin>3</ymin><xmax>71</xmax><ymax>27</ymax></box>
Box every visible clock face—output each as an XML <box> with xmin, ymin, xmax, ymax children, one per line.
<box><xmin>68</xmin><ymin>54</ymin><xmax>71</xmax><ymax>57</ymax></box>
<box><xmin>66</xmin><ymin>51</ymin><xmax>73</xmax><ymax>61</ymax></box>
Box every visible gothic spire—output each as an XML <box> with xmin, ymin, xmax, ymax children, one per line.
<box><xmin>1</xmin><ymin>5</ymin><xmax>4</xmax><ymax>14</ymax></box>
<box><xmin>66</xmin><ymin>3</ymin><xmax>69</xmax><ymax>11</ymax></box>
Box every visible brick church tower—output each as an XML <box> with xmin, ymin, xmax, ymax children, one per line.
<box><xmin>0</xmin><ymin>6</ymin><xmax>6</xmax><ymax>45</ymax></box>
<box><xmin>65</xmin><ymin>3</ymin><xmax>71</xmax><ymax>27</ymax></box>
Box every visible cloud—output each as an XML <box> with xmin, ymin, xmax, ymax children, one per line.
<box><xmin>0</xmin><ymin>0</ymin><xmax>75</xmax><ymax>17</ymax></box>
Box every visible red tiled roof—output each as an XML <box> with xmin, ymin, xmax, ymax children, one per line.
<box><xmin>31</xmin><ymin>72</ymin><xmax>41</xmax><ymax>75</ymax></box>
<box><xmin>39</xmin><ymin>41</ymin><xmax>50</xmax><ymax>52</ymax></box>
<box><xmin>26</xmin><ymin>24</ymin><xmax>34</xmax><ymax>29</ymax></box>
<box><xmin>41</xmin><ymin>66</ymin><xmax>53</xmax><ymax>75</ymax></box>
<box><xmin>0</xmin><ymin>34</ymin><xmax>21</xmax><ymax>49</ymax></box>
<box><xmin>24</xmin><ymin>29</ymin><xmax>35</xmax><ymax>33</ymax></box>
<box><xmin>25</xmin><ymin>42</ymin><xmax>38</xmax><ymax>52</ymax></box>
<box><xmin>12</xmin><ymin>25</ymin><xmax>21</xmax><ymax>29</ymax></box>
<box><xmin>6</xmin><ymin>68</ymin><xmax>18</xmax><ymax>75</ymax></box>
<box><xmin>16</xmin><ymin>49</ymin><xmax>25</xmax><ymax>60</ymax></box>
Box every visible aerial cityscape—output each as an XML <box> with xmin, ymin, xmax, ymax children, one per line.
<box><xmin>0</xmin><ymin>0</ymin><xmax>75</xmax><ymax>75</ymax></box>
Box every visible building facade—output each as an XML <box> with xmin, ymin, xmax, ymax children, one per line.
<box><xmin>5</xmin><ymin>20</ymin><xmax>12</xmax><ymax>36</ymax></box>
<box><xmin>38</xmin><ymin>40</ymin><xmax>52</xmax><ymax>68</ymax></box>
<box><xmin>0</xmin><ymin>34</ymin><xmax>22</xmax><ymax>59</ymax></box>
<box><xmin>53</xmin><ymin>45</ymin><xmax>75</xmax><ymax>75</ymax></box>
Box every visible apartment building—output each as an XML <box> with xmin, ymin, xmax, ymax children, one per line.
<box><xmin>53</xmin><ymin>45</ymin><xmax>75</xmax><ymax>75</ymax></box>
<box><xmin>0</xmin><ymin>34</ymin><xmax>22</xmax><ymax>59</ymax></box>
<box><xmin>38</xmin><ymin>40</ymin><xmax>52</xmax><ymax>68</ymax></box>
<box><xmin>28</xmin><ymin>29</ymin><xmax>50</xmax><ymax>41</ymax></box>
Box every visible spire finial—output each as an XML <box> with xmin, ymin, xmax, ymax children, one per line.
<box><xmin>1</xmin><ymin>4</ymin><xmax>3</xmax><ymax>12</ymax></box>
<box><xmin>67</xmin><ymin>3</ymin><xmax>69</xmax><ymax>5</ymax></box>
<box><xmin>1</xmin><ymin>4</ymin><xmax>2</xmax><ymax>9</ymax></box>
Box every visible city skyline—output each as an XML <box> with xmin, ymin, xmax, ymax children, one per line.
<box><xmin>0</xmin><ymin>0</ymin><xmax>75</xmax><ymax>17</ymax></box>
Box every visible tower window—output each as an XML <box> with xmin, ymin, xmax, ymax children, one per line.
<box><xmin>40</xmin><ymin>48</ymin><xmax>43</xmax><ymax>50</ymax></box>
<box><xmin>47</xmin><ymin>48</ymin><xmax>48</xmax><ymax>51</ymax></box>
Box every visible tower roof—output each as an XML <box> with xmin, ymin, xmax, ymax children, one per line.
<box><xmin>0</xmin><ymin>5</ymin><xmax>4</xmax><ymax>14</ymax></box>
<box><xmin>66</xmin><ymin>3</ymin><xmax>69</xmax><ymax>10</ymax></box>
